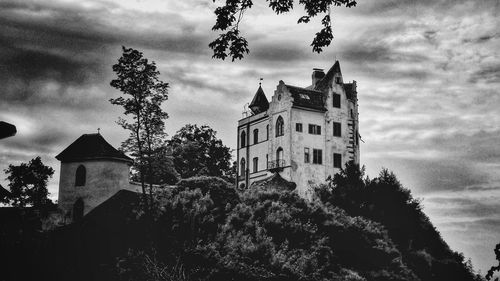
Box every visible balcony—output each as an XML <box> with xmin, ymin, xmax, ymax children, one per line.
<box><xmin>267</xmin><ymin>159</ymin><xmax>286</xmax><ymax>172</ymax></box>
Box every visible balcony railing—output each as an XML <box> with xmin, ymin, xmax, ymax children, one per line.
<box><xmin>267</xmin><ymin>159</ymin><xmax>286</xmax><ymax>171</ymax></box>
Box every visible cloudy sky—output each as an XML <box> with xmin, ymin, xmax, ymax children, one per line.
<box><xmin>0</xmin><ymin>0</ymin><xmax>499</xmax><ymax>273</ymax></box>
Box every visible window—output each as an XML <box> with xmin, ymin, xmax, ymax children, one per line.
<box><xmin>276</xmin><ymin>116</ymin><xmax>284</xmax><ymax>137</ymax></box>
<box><xmin>296</xmin><ymin>123</ymin><xmax>303</xmax><ymax>132</ymax></box>
<box><xmin>253</xmin><ymin>157</ymin><xmax>258</xmax><ymax>173</ymax></box>
<box><xmin>333</xmin><ymin>122</ymin><xmax>341</xmax><ymax>137</ymax></box>
<box><xmin>240</xmin><ymin>131</ymin><xmax>246</xmax><ymax>148</ymax></box>
<box><xmin>334</xmin><ymin>153</ymin><xmax>342</xmax><ymax>168</ymax></box>
<box><xmin>335</xmin><ymin>76</ymin><xmax>342</xmax><ymax>84</ymax></box>
<box><xmin>75</xmin><ymin>165</ymin><xmax>86</xmax><ymax>186</ymax></box>
<box><xmin>253</xmin><ymin>129</ymin><xmax>259</xmax><ymax>144</ymax></box>
<box><xmin>313</xmin><ymin>149</ymin><xmax>322</xmax><ymax>164</ymax></box>
<box><xmin>333</xmin><ymin>93</ymin><xmax>341</xmax><ymax>108</ymax></box>
<box><xmin>304</xmin><ymin>148</ymin><xmax>310</xmax><ymax>163</ymax></box>
<box><xmin>266</xmin><ymin>154</ymin><xmax>269</xmax><ymax>168</ymax></box>
<box><xmin>276</xmin><ymin>147</ymin><xmax>284</xmax><ymax>165</ymax></box>
<box><xmin>266</xmin><ymin>125</ymin><xmax>269</xmax><ymax>140</ymax></box>
<box><xmin>308</xmin><ymin>124</ymin><xmax>321</xmax><ymax>135</ymax></box>
<box><xmin>240</xmin><ymin>158</ymin><xmax>246</xmax><ymax>176</ymax></box>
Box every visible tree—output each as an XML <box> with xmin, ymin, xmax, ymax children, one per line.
<box><xmin>3</xmin><ymin>156</ymin><xmax>54</xmax><ymax>208</ymax></box>
<box><xmin>169</xmin><ymin>124</ymin><xmax>233</xmax><ymax>180</ymax></box>
<box><xmin>486</xmin><ymin>242</ymin><xmax>500</xmax><ymax>281</ymax></box>
<box><xmin>110</xmin><ymin>46</ymin><xmax>170</xmax><ymax>205</ymax></box>
<box><xmin>209</xmin><ymin>0</ymin><xmax>357</xmax><ymax>61</ymax></box>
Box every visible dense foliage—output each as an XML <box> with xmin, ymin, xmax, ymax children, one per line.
<box><xmin>169</xmin><ymin>124</ymin><xmax>234</xmax><ymax>181</ymax></box>
<box><xmin>1</xmin><ymin>169</ymin><xmax>486</xmax><ymax>281</ymax></box>
<box><xmin>315</xmin><ymin>162</ymin><xmax>484</xmax><ymax>281</ymax></box>
<box><xmin>3</xmin><ymin>156</ymin><xmax>54</xmax><ymax>208</ymax></box>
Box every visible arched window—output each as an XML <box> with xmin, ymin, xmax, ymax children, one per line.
<box><xmin>253</xmin><ymin>129</ymin><xmax>259</xmax><ymax>144</ymax></box>
<box><xmin>276</xmin><ymin>147</ymin><xmax>283</xmax><ymax>167</ymax></box>
<box><xmin>240</xmin><ymin>158</ymin><xmax>246</xmax><ymax>176</ymax></box>
<box><xmin>75</xmin><ymin>165</ymin><xmax>86</xmax><ymax>186</ymax></box>
<box><xmin>240</xmin><ymin>131</ymin><xmax>246</xmax><ymax>148</ymax></box>
<box><xmin>275</xmin><ymin>116</ymin><xmax>284</xmax><ymax>137</ymax></box>
<box><xmin>73</xmin><ymin>198</ymin><xmax>84</xmax><ymax>221</ymax></box>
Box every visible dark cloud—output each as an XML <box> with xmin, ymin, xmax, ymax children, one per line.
<box><xmin>469</xmin><ymin>64</ymin><xmax>500</xmax><ymax>84</ymax></box>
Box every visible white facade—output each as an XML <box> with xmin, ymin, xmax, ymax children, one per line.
<box><xmin>237</xmin><ymin>61</ymin><xmax>360</xmax><ymax>197</ymax></box>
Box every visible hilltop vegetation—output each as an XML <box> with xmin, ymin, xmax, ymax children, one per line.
<box><xmin>0</xmin><ymin>164</ymin><xmax>486</xmax><ymax>281</ymax></box>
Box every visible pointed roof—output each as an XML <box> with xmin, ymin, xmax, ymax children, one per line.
<box><xmin>249</xmin><ymin>85</ymin><xmax>269</xmax><ymax>114</ymax></box>
<box><xmin>314</xmin><ymin>60</ymin><xmax>342</xmax><ymax>92</ymax></box>
<box><xmin>56</xmin><ymin>133</ymin><xmax>133</xmax><ymax>163</ymax></box>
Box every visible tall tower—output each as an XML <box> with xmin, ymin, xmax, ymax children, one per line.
<box><xmin>55</xmin><ymin>133</ymin><xmax>133</xmax><ymax>219</ymax></box>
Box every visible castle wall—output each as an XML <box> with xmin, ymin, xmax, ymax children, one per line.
<box><xmin>58</xmin><ymin>160</ymin><xmax>132</xmax><ymax>216</ymax></box>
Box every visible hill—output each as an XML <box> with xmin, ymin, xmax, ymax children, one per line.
<box><xmin>0</xmin><ymin>166</ymin><xmax>486</xmax><ymax>281</ymax></box>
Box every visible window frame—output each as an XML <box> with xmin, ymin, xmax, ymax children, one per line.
<box><xmin>275</xmin><ymin>116</ymin><xmax>284</xmax><ymax>137</ymax></box>
<box><xmin>240</xmin><ymin>130</ymin><xmax>246</xmax><ymax>148</ymax></box>
<box><xmin>296</xmin><ymin>123</ymin><xmax>303</xmax><ymax>132</ymax></box>
<box><xmin>334</xmin><ymin>153</ymin><xmax>342</xmax><ymax>168</ymax></box>
<box><xmin>312</xmin><ymin>149</ymin><xmax>322</xmax><ymax>165</ymax></box>
<box><xmin>304</xmin><ymin>147</ymin><xmax>310</xmax><ymax>163</ymax></box>
<box><xmin>308</xmin><ymin>124</ymin><xmax>321</xmax><ymax>135</ymax></box>
<box><xmin>75</xmin><ymin>165</ymin><xmax>86</xmax><ymax>186</ymax></box>
<box><xmin>333</xmin><ymin>122</ymin><xmax>341</xmax><ymax>137</ymax></box>
<box><xmin>253</xmin><ymin>129</ymin><xmax>259</xmax><ymax>144</ymax></box>
<box><xmin>333</xmin><ymin>93</ymin><xmax>341</xmax><ymax>108</ymax></box>
<box><xmin>253</xmin><ymin>157</ymin><xmax>259</xmax><ymax>173</ymax></box>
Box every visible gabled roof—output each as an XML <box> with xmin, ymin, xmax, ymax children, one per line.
<box><xmin>286</xmin><ymin>84</ymin><xmax>327</xmax><ymax>111</ymax></box>
<box><xmin>249</xmin><ymin>85</ymin><xmax>269</xmax><ymax>114</ymax></box>
<box><xmin>314</xmin><ymin>60</ymin><xmax>342</xmax><ymax>92</ymax></box>
<box><xmin>56</xmin><ymin>133</ymin><xmax>133</xmax><ymax>163</ymax></box>
<box><xmin>0</xmin><ymin>121</ymin><xmax>16</xmax><ymax>139</ymax></box>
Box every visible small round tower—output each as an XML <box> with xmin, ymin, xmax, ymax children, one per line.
<box><xmin>55</xmin><ymin>133</ymin><xmax>133</xmax><ymax>218</ymax></box>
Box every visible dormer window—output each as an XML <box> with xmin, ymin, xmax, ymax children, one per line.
<box><xmin>75</xmin><ymin>165</ymin><xmax>86</xmax><ymax>186</ymax></box>
<box><xmin>335</xmin><ymin>77</ymin><xmax>342</xmax><ymax>84</ymax></box>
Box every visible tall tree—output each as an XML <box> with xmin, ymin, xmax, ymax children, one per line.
<box><xmin>169</xmin><ymin>124</ymin><xmax>232</xmax><ymax>181</ymax></box>
<box><xmin>3</xmin><ymin>156</ymin><xmax>54</xmax><ymax>208</ymax></box>
<box><xmin>110</xmin><ymin>46</ymin><xmax>169</xmax><ymax>205</ymax></box>
<box><xmin>209</xmin><ymin>0</ymin><xmax>357</xmax><ymax>61</ymax></box>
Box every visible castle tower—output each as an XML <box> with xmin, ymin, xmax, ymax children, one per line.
<box><xmin>237</xmin><ymin>61</ymin><xmax>360</xmax><ymax>197</ymax></box>
<box><xmin>55</xmin><ymin>133</ymin><xmax>133</xmax><ymax>219</ymax></box>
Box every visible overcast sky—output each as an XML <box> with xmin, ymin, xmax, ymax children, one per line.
<box><xmin>0</xmin><ymin>0</ymin><xmax>499</xmax><ymax>274</ymax></box>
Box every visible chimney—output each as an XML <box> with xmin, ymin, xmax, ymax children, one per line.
<box><xmin>312</xmin><ymin>68</ymin><xmax>325</xmax><ymax>87</ymax></box>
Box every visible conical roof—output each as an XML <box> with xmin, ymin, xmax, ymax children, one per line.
<box><xmin>249</xmin><ymin>85</ymin><xmax>269</xmax><ymax>114</ymax></box>
<box><xmin>56</xmin><ymin>133</ymin><xmax>133</xmax><ymax>163</ymax></box>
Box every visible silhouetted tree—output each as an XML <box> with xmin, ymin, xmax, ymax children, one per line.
<box><xmin>110</xmin><ymin>46</ymin><xmax>170</xmax><ymax>205</ymax></box>
<box><xmin>169</xmin><ymin>124</ymin><xmax>232</xmax><ymax>180</ymax></box>
<box><xmin>3</xmin><ymin>156</ymin><xmax>54</xmax><ymax>208</ymax></box>
<box><xmin>209</xmin><ymin>0</ymin><xmax>357</xmax><ymax>60</ymax></box>
<box><xmin>486</xmin><ymin>242</ymin><xmax>500</xmax><ymax>281</ymax></box>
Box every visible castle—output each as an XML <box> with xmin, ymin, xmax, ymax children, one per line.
<box><xmin>237</xmin><ymin>61</ymin><xmax>360</xmax><ymax>197</ymax></box>
<box><xmin>56</xmin><ymin>60</ymin><xmax>359</xmax><ymax>217</ymax></box>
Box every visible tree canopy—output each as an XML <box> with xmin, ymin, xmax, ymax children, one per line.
<box><xmin>3</xmin><ymin>156</ymin><xmax>54</xmax><ymax>208</ymax></box>
<box><xmin>209</xmin><ymin>0</ymin><xmax>358</xmax><ymax>61</ymax></box>
<box><xmin>169</xmin><ymin>124</ymin><xmax>233</xmax><ymax>182</ymax></box>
